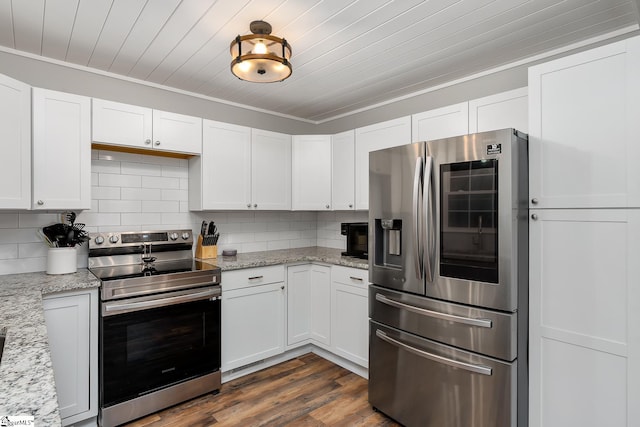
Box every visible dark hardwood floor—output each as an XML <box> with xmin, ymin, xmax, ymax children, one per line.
<box><xmin>125</xmin><ymin>353</ymin><xmax>400</xmax><ymax>427</ymax></box>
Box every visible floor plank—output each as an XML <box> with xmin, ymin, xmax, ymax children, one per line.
<box><xmin>125</xmin><ymin>353</ymin><xmax>399</xmax><ymax>427</ymax></box>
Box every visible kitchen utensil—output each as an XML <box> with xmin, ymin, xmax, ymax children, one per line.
<box><xmin>200</xmin><ymin>221</ymin><xmax>208</xmax><ymax>237</ymax></box>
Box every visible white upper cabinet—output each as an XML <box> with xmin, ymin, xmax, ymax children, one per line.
<box><xmin>468</xmin><ymin>87</ymin><xmax>528</xmax><ymax>134</ymax></box>
<box><xmin>331</xmin><ymin>130</ymin><xmax>355</xmax><ymax>211</ymax></box>
<box><xmin>355</xmin><ymin>116</ymin><xmax>411</xmax><ymax>210</ymax></box>
<box><xmin>32</xmin><ymin>88</ymin><xmax>91</xmax><ymax>210</ymax></box>
<box><xmin>189</xmin><ymin>120</ymin><xmax>251</xmax><ymax>210</ymax></box>
<box><xmin>528</xmin><ymin>36</ymin><xmax>640</xmax><ymax>208</ymax></box>
<box><xmin>251</xmin><ymin>129</ymin><xmax>292</xmax><ymax>210</ymax></box>
<box><xmin>292</xmin><ymin>135</ymin><xmax>332</xmax><ymax>210</ymax></box>
<box><xmin>92</xmin><ymin>98</ymin><xmax>202</xmax><ymax>155</ymax></box>
<box><xmin>411</xmin><ymin>102</ymin><xmax>468</xmax><ymax>142</ymax></box>
<box><xmin>0</xmin><ymin>73</ymin><xmax>31</xmax><ymax>209</ymax></box>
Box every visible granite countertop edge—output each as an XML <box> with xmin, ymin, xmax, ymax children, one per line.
<box><xmin>0</xmin><ymin>269</ymin><xmax>100</xmax><ymax>426</ymax></box>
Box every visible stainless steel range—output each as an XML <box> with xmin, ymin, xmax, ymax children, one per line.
<box><xmin>88</xmin><ymin>229</ymin><xmax>222</xmax><ymax>427</ymax></box>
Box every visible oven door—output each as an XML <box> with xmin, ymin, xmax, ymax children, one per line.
<box><xmin>100</xmin><ymin>287</ymin><xmax>221</xmax><ymax>408</ymax></box>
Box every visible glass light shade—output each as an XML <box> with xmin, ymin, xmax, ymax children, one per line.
<box><xmin>230</xmin><ymin>34</ymin><xmax>292</xmax><ymax>83</ymax></box>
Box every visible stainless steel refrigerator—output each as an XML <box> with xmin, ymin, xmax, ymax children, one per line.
<box><xmin>368</xmin><ymin>129</ymin><xmax>528</xmax><ymax>427</ymax></box>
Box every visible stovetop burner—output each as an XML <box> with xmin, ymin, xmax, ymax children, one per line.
<box><xmin>90</xmin><ymin>258</ymin><xmax>218</xmax><ymax>282</ymax></box>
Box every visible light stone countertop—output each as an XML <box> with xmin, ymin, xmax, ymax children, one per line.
<box><xmin>0</xmin><ymin>269</ymin><xmax>100</xmax><ymax>426</ymax></box>
<box><xmin>0</xmin><ymin>247</ymin><xmax>365</xmax><ymax>425</ymax></box>
<box><xmin>201</xmin><ymin>246</ymin><xmax>368</xmax><ymax>271</ymax></box>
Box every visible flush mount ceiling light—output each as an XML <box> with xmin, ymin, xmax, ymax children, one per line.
<box><xmin>230</xmin><ymin>20</ymin><xmax>292</xmax><ymax>83</ymax></box>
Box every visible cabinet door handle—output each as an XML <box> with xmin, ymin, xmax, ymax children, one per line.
<box><xmin>247</xmin><ymin>204</ymin><xmax>251</xmax><ymax>208</ymax></box>
<box><xmin>144</xmin><ymin>139</ymin><xmax>151</xmax><ymax>145</ymax></box>
<box><xmin>376</xmin><ymin>329</ymin><xmax>492</xmax><ymax>376</ymax></box>
<box><xmin>348</xmin><ymin>204</ymin><xmax>353</xmax><ymax>208</ymax></box>
<box><xmin>531</xmin><ymin>198</ymin><xmax>539</xmax><ymax>204</ymax></box>
<box><xmin>349</xmin><ymin>276</ymin><xmax>363</xmax><ymax>282</ymax></box>
<box><xmin>326</xmin><ymin>204</ymin><xmax>330</xmax><ymax>209</ymax></box>
<box><xmin>248</xmin><ymin>275</ymin><xmax>264</xmax><ymax>281</ymax></box>
<box><xmin>253</xmin><ymin>203</ymin><xmax>258</xmax><ymax>208</ymax></box>
<box><xmin>154</xmin><ymin>140</ymin><xmax>161</xmax><ymax>146</ymax></box>
<box><xmin>531</xmin><ymin>214</ymin><xmax>538</xmax><ymax>220</ymax></box>
<box><xmin>281</xmin><ymin>285</ymin><xmax>285</xmax><ymax>290</ymax></box>
<box><xmin>37</xmin><ymin>200</ymin><xmax>44</xmax><ymax>205</ymax></box>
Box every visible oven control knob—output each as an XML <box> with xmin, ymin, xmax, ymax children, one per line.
<box><xmin>169</xmin><ymin>232</ymin><xmax>179</xmax><ymax>241</ymax></box>
<box><xmin>94</xmin><ymin>236</ymin><xmax>105</xmax><ymax>245</ymax></box>
<box><xmin>109</xmin><ymin>235</ymin><xmax>119</xmax><ymax>244</ymax></box>
<box><xmin>181</xmin><ymin>232</ymin><xmax>190</xmax><ymax>240</ymax></box>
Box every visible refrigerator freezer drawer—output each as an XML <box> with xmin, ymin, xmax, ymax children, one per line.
<box><xmin>369</xmin><ymin>320</ymin><xmax>516</xmax><ymax>427</ymax></box>
<box><xmin>370</xmin><ymin>285</ymin><xmax>517</xmax><ymax>361</ymax></box>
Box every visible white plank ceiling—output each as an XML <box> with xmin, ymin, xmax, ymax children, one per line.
<box><xmin>0</xmin><ymin>0</ymin><xmax>638</xmax><ymax>122</ymax></box>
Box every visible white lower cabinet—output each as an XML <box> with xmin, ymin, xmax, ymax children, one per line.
<box><xmin>287</xmin><ymin>264</ymin><xmax>331</xmax><ymax>347</ymax></box>
<box><xmin>221</xmin><ymin>266</ymin><xmax>286</xmax><ymax>372</ymax></box>
<box><xmin>43</xmin><ymin>288</ymin><xmax>98</xmax><ymax>427</ymax></box>
<box><xmin>529</xmin><ymin>209</ymin><xmax>640</xmax><ymax>427</ymax></box>
<box><xmin>330</xmin><ymin>266</ymin><xmax>369</xmax><ymax>368</ymax></box>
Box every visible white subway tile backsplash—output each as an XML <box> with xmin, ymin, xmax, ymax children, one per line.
<box><xmin>92</xmin><ymin>159</ymin><xmax>121</xmax><ymax>174</ymax></box>
<box><xmin>179</xmin><ymin>178</ymin><xmax>189</xmax><ymax>190</ymax></box>
<box><xmin>121</xmin><ymin>162</ymin><xmax>162</xmax><ymax>176</ymax></box>
<box><xmin>161</xmin><ymin>189</ymin><xmax>188</xmax><ymax>201</ymax></box>
<box><xmin>268</xmin><ymin>240</ymin><xmax>290</xmax><ymax>251</ymax></box>
<box><xmin>121</xmin><ymin>213</ymin><xmax>162</xmax><ymax>226</ymax></box>
<box><xmin>92</xmin><ymin>186</ymin><xmax>121</xmax><ymax>200</ymax></box>
<box><xmin>18</xmin><ymin>213</ymin><xmax>60</xmax><ymax>228</ymax></box>
<box><xmin>142</xmin><ymin>200</ymin><xmax>179</xmax><ymax>213</ymax></box>
<box><xmin>99</xmin><ymin>200</ymin><xmax>142</xmax><ymax>213</ymax></box>
<box><xmin>239</xmin><ymin>242</ymin><xmax>268</xmax><ymax>253</ymax></box>
<box><xmin>18</xmin><ymin>243</ymin><xmax>48</xmax><ymax>259</ymax></box>
<box><xmin>121</xmin><ymin>188</ymin><xmax>162</xmax><ymax>201</ymax></box>
<box><xmin>0</xmin><ymin>244</ymin><xmax>18</xmax><ymax>260</ymax></box>
<box><xmin>76</xmin><ymin>212</ymin><xmax>121</xmax><ymax>226</ymax></box>
<box><xmin>160</xmin><ymin>213</ymin><xmax>192</xmax><ymax>226</ymax></box>
<box><xmin>162</xmin><ymin>165</ymin><xmax>189</xmax><ymax>178</ymax></box>
<box><xmin>141</xmin><ymin>176</ymin><xmax>180</xmax><ymax>189</ymax></box>
<box><xmin>98</xmin><ymin>150</ymin><xmax>142</xmax><ymax>163</ymax></box>
<box><xmin>100</xmin><ymin>173</ymin><xmax>142</xmax><ymax>188</ymax></box>
<box><xmin>0</xmin><ymin>214</ymin><xmax>19</xmax><ymax>229</ymax></box>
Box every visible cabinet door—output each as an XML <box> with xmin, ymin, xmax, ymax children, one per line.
<box><xmin>355</xmin><ymin>116</ymin><xmax>411</xmax><ymax>210</ymax></box>
<box><xmin>91</xmin><ymin>98</ymin><xmax>152</xmax><ymax>149</ymax></box>
<box><xmin>32</xmin><ymin>88</ymin><xmax>91</xmax><ymax>210</ymax></box>
<box><xmin>292</xmin><ymin>135</ymin><xmax>332</xmax><ymax>210</ymax></box>
<box><xmin>330</xmin><ymin>281</ymin><xmax>369</xmax><ymax>367</ymax></box>
<box><xmin>468</xmin><ymin>87</ymin><xmax>528</xmax><ymax>133</ymax></box>
<box><xmin>332</xmin><ymin>130</ymin><xmax>355</xmax><ymax>210</ymax></box>
<box><xmin>251</xmin><ymin>129</ymin><xmax>291</xmax><ymax>210</ymax></box>
<box><xmin>222</xmin><ymin>282</ymin><xmax>286</xmax><ymax>371</ymax></box>
<box><xmin>411</xmin><ymin>101</ymin><xmax>468</xmax><ymax>142</ymax></box>
<box><xmin>43</xmin><ymin>289</ymin><xmax>98</xmax><ymax>425</ymax></box>
<box><xmin>529</xmin><ymin>209</ymin><xmax>640</xmax><ymax>427</ymax></box>
<box><xmin>528</xmin><ymin>36</ymin><xmax>640</xmax><ymax>208</ymax></box>
<box><xmin>0</xmin><ymin>73</ymin><xmax>30</xmax><ymax>209</ymax></box>
<box><xmin>287</xmin><ymin>264</ymin><xmax>331</xmax><ymax>347</ymax></box>
<box><xmin>190</xmin><ymin>120</ymin><xmax>251</xmax><ymax>210</ymax></box>
<box><xmin>152</xmin><ymin>109</ymin><xmax>202</xmax><ymax>155</ymax></box>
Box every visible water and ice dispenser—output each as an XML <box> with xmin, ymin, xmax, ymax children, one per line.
<box><xmin>374</xmin><ymin>219</ymin><xmax>402</xmax><ymax>268</ymax></box>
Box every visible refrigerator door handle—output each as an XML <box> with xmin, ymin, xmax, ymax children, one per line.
<box><xmin>412</xmin><ymin>156</ymin><xmax>424</xmax><ymax>280</ymax></box>
<box><xmin>375</xmin><ymin>293</ymin><xmax>493</xmax><ymax>328</ymax></box>
<box><xmin>376</xmin><ymin>329</ymin><xmax>493</xmax><ymax>376</ymax></box>
<box><xmin>423</xmin><ymin>155</ymin><xmax>435</xmax><ymax>282</ymax></box>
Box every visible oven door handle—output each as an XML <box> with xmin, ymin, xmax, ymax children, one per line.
<box><xmin>376</xmin><ymin>329</ymin><xmax>492</xmax><ymax>376</ymax></box>
<box><xmin>375</xmin><ymin>293</ymin><xmax>492</xmax><ymax>328</ymax></box>
<box><xmin>103</xmin><ymin>287</ymin><xmax>221</xmax><ymax>316</ymax></box>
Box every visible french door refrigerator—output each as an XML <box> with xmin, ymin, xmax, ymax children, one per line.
<box><xmin>368</xmin><ymin>128</ymin><xmax>528</xmax><ymax>427</ymax></box>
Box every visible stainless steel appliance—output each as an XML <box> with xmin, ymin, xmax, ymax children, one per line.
<box><xmin>368</xmin><ymin>129</ymin><xmax>528</xmax><ymax>427</ymax></box>
<box><xmin>88</xmin><ymin>229</ymin><xmax>222</xmax><ymax>427</ymax></box>
<box><xmin>341</xmin><ymin>222</ymin><xmax>368</xmax><ymax>259</ymax></box>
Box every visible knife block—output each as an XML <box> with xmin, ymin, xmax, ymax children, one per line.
<box><xmin>195</xmin><ymin>235</ymin><xmax>217</xmax><ymax>259</ymax></box>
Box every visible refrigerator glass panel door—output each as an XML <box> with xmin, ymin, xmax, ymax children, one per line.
<box><xmin>440</xmin><ymin>159</ymin><xmax>499</xmax><ymax>283</ymax></box>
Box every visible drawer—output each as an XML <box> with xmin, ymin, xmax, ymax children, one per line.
<box><xmin>331</xmin><ymin>265</ymin><xmax>369</xmax><ymax>288</ymax></box>
<box><xmin>222</xmin><ymin>265</ymin><xmax>285</xmax><ymax>291</ymax></box>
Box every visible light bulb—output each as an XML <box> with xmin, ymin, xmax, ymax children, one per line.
<box><xmin>253</xmin><ymin>40</ymin><xmax>268</xmax><ymax>55</ymax></box>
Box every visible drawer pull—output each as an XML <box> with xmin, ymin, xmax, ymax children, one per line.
<box><xmin>376</xmin><ymin>329</ymin><xmax>492</xmax><ymax>376</ymax></box>
<box><xmin>248</xmin><ymin>275</ymin><xmax>264</xmax><ymax>280</ymax></box>
<box><xmin>349</xmin><ymin>276</ymin><xmax>364</xmax><ymax>282</ymax></box>
<box><xmin>375</xmin><ymin>293</ymin><xmax>492</xmax><ymax>328</ymax></box>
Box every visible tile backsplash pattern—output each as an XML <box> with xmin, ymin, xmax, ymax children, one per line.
<box><xmin>0</xmin><ymin>149</ymin><xmax>363</xmax><ymax>276</ymax></box>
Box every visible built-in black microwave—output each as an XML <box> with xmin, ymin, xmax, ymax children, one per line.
<box><xmin>341</xmin><ymin>222</ymin><xmax>368</xmax><ymax>259</ymax></box>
